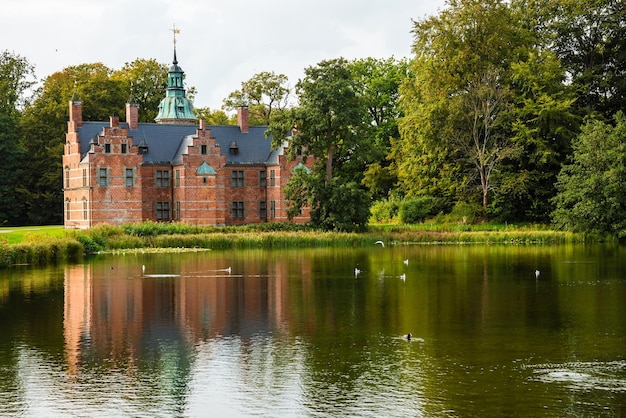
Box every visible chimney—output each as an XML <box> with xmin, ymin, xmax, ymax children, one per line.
<box><xmin>110</xmin><ymin>115</ymin><xmax>119</xmax><ymax>127</ymax></box>
<box><xmin>126</xmin><ymin>103</ymin><xmax>139</xmax><ymax>130</ymax></box>
<box><xmin>69</xmin><ymin>100</ymin><xmax>83</xmax><ymax>130</ymax></box>
<box><xmin>237</xmin><ymin>106</ymin><xmax>249</xmax><ymax>133</ymax></box>
<box><xmin>199</xmin><ymin>118</ymin><xmax>206</xmax><ymax>130</ymax></box>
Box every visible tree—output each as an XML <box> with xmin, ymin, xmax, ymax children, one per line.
<box><xmin>397</xmin><ymin>0</ymin><xmax>578</xmax><ymax>221</ymax></box>
<box><xmin>270</xmin><ymin>58</ymin><xmax>366</xmax><ymax>182</ymax></box>
<box><xmin>398</xmin><ymin>0</ymin><xmax>524</xmax><ymax>218</ymax></box>
<box><xmin>112</xmin><ymin>58</ymin><xmax>169</xmax><ymax>122</ymax></box>
<box><xmin>0</xmin><ymin>51</ymin><xmax>34</xmax><ymax>225</ymax></box>
<box><xmin>0</xmin><ymin>114</ymin><xmax>27</xmax><ymax>225</ymax></box>
<box><xmin>537</xmin><ymin>0</ymin><xmax>626</xmax><ymax>120</ymax></box>
<box><xmin>454</xmin><ymin>68</ymin><xmax>515</xmax><ymax>215</ymax></box>
<box><xmin>195</xmin><ymin>107</ymin><xmax>236</xmax><ymax>125</ymax></box>
<box><xmin>490</xmin><ymin>47</ymin><xmax>578</xmax><ymax>222</ymax></box>
<box><xmin>268</xmin><ymin>58</ymin><xmax>371</xmax><ymax>231</ymax></box>
<box><xmin>223</xmin><ymin>71</ymin><xmax>291</xmax><ymax>125</ymax></box>
<box><xmin>19</xmin><ymin>63</ymin><xmax>126</xmax><ymax>225</ymax></box>
<box><xmin>348</xmin><ymin>58</ymin><xmax>408</xmax><ymax>200</ymax></box>
<box><xmin>552</xmin><ymin>112</ymin><xmax>626</xmax><ymax>237</ymax></box>
<box><xmin>284</xmin><ymin>169</ymin><xmax>370</xmax><ymax>232</ymax></box>
<box><xmin>0</xmin><ymin>50</ymin><xmax>36</xmax><ymax>116</ymax></box>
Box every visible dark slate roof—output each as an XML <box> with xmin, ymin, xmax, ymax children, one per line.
<box><xmin>76</xmin><ymin>122</ymin><xmax>279</xmax><ymax>166</ymax></box>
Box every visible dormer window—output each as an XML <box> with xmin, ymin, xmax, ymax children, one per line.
<box><xmin>138</xmin><ymin>139</ymin><xmax>149</xmax><ymax>155</ymax></box>
<box><xmin>229</xmin><ymin>141</ymin><xmax>239</xmax><ymax>155</ymax></box>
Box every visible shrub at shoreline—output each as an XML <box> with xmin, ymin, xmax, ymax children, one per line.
<box><xmin>0</xmin><ymin>221</ymin><xmax>595</xmax><ymax>268</ymax></box>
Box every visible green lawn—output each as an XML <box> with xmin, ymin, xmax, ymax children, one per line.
<box><xmin>0</xmin><ymin>225</ymin><xmax>66</xmax><ymax>245</ymax></box>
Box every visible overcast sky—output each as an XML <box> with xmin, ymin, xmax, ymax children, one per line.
<box><xmin>4</xmin><ymin>0</ymin><xmax>446</xmax><ymax>110</ymax></box>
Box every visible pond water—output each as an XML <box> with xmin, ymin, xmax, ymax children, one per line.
<box><xmin>0</xmin><ymin>244</ymin><xmax>625</xmax><ymax>417</ymax></box>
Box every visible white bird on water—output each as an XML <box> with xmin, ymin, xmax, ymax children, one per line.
<box><xmin>535</xmin><ymin>269</ymin><xmax>540</xmax><ymax>278</ymax></box>
<box><xmin>355</xmin><ymin>267</ymin><xmax>361</xmax><ymax>277</ymax></box>
<box><xmin>375</xmin><ymin>240</ymin><xmax>385</xmax><ymax>247</ymax></box>
<box><xmin>142</xmin><ymin>265</ymin><xmax>145</xmax><ymax>275</ymax></box>
<box><xmin>403</xmin><ymin>259</ymin><xmax>409</xmax><ymax>266</ymax></box>
<box><xmin>400</xmin><ymin>273</ymin><xmax>406</xmax><ymax>281</ymax></box>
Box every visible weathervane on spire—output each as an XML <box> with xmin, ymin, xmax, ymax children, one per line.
<box><xmin>170</xmin><ymin>24</ymin><xmax>181</xmax><ymax>65</ymax></box>
<box><xmin>171</xmin><ymin>23</ymin><xmax>180</xmax><ymax>47</ymax></box>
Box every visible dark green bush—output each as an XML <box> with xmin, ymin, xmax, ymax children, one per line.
<box><xmin>399</xmin><ymin>196</ymin><xmax>447</xmax><ymax>224</ymax></box>
<box><xmin>75</xmin><ymin>234</ymin><xmax>103</xmax><ymax>254</ymax></box>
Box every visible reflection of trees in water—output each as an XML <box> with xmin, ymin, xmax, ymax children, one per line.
<box><xmin>1</xmin><ymin>245</ymin><xmax>625</xmax><ymax>415</ymax></box>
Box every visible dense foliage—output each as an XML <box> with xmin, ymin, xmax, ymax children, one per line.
<box><xmin>552</xmin><ymin>113</ymin><xmax>626</xmax><ymax>237</ymax></box>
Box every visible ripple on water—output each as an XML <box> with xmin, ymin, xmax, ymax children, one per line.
<box><xmin>527</xmin><ymin>360</ymin><xmax>626</xmax><ymax>392</ymax></box>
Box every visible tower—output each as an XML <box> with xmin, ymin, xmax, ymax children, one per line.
<box><xmin>154</xmin><ymin>25</ymin><xmax>197</xmax><ymax>125</ymax></box>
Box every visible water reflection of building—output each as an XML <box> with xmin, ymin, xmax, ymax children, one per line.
<box><xmin>63</xmin><ymin>265</ymin><xmax>92</xmax><ymax>375</ymax></box>
<box><xmin>63</xmin><ymin>255</ymin><xmax>311</xmax><ymax>374</ymax></box>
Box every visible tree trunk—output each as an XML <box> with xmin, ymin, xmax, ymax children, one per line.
<box><xmin>480</xmin><ymin>167</ymin><xmax>488</xmax><ymax>221</ymax></box>
<box><xmin>326</xmin><ymin>144</ymin><xmax>334</xmax><ymax>183</ymax></box>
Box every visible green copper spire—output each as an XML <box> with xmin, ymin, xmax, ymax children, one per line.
<box><xmin>155</xmin><ymin>25</ymin><xmax>197</xmax><ymax>125</ymax></box>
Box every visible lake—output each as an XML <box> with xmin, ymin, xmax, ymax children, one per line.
<box><xmin>1</xmin><ymin>244</ymin><xmax>625</xmax><ymax>417</ymax></box>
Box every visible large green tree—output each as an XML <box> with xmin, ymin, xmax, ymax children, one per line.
<box><xmin>552</xmin><ymin>112</ymin><xmax>626</xmax><ymax>237</ymax></box>
<box><xmin>0</xmin><ymin>114</ymin><xmax>28</xmax><ymax>225</ymax></box>
<box><xmin>268</xmin><ymin>58</ymin><xmax>371</xmax><ymax>231</ymax></box>
<box><xmin>19</xmin><ymin>63</ymin><xmax>126</xmax><ymax>224</ymax></box>
<box><xmin>0</xmin><ymin>51</ymin><xmax>34</xmax><ymax>225</ymax></box>
<box><xmin>270</xmin><ymin>58</ymin><xmax>366</xmax><ymax>183</ymax></box>
<box><xmin>397</xmin><ymin>0</ymin><xmax>577</xmax><ymax>221</ymax></box>
<box><xmin>532</xmin><ymin>0</ymin><xmax>626</xmax><ymax>120</ymax></box>
<box><xmin>223</xmin><ymin>71</ymin><xmax>291</xmax><ymax>125</ymax></box>
<box><xmin>348</xmin><ymin>58</ymin><xmax>408</xmax><ymax>200</ymax></box>
<box><xmin>112</xmin><ymin>58</ymin><xmax>169</xmax><ymax>122</ymax></box>
<box><xmin>398</xmin><ymin>0</ymin><xmax>524</xmax><ymax>218</ymax></box>
<box><xmin>491</xmin><ymin>48</ymin><xmax>578</xmax><ymax>221</ymax></box>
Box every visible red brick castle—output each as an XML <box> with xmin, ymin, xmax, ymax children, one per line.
<box><xmin>63</xmin><ymin>48</ymin><xmax>310</xmax><ymax>229</ymax></box>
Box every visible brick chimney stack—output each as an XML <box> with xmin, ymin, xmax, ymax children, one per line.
<box><xmin>237</xmin><ymin>106</ymin><xmax>249</xmax><ymax>133</ymax></box>
<box><xmin>110</xmin><ymin>115</ymin><xmax>120</xmax><ymax>127</ymax></box>
<box><xmin>68</xmin><ymin>100</ymin><xmax>83</xmax><ymax>131</ymax></box>
<box><xmin>126</xmin><ymin>103</ymin><xmax>139</xmax><ymax>130</ymax></box>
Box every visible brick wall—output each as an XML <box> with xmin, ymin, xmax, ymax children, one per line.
<box><xmin>63</xmin><ymin>101</ymin><xmax>314</xmax><ymax>229</ymax></box>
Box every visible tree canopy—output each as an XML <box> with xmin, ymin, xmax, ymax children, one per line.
<box><xmin>396</xmin><ymin>0</ymin><xmax>579</xmax><ymax>222</ymax></box>
<box><xmin>268</xmin><ymin>58</ymin><xmax>374</xmax><ymax>231</ymax></box>
<box><xmin>552</xmin><ymin>112</ymin><xmax>626</xmax><ymax>237</ymax></box>
<box><xmin>223</xmin><ymin>71</ymin><xmax>291</xmax><ymax>125</ymax></box>
<box><xmin>0</xmin><ymin>51</ymin><xmax>33</xmax><ymax>224</ymax></box>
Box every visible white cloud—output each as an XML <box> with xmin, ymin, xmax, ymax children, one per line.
<box><xmin>2</xmin><ymin>0</ymin><xmax>445</xmax><ymax>110</ymax></box>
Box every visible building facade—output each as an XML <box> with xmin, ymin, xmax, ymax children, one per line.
<box><xmin>63</xmin><ymin>52</ymin><xmax>310</xmax><ymax>229</ymax></box>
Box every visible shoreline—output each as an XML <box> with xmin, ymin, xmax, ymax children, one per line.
<box><xmin>0</xmin><ymin>222</ymin><xmax>596</xmax><ymax>269</ymax></box>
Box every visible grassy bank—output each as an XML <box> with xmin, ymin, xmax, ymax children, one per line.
<box><xmin>0</xmin><ymin>225</ymin><xmax>66</xmax><ymax>245</ymax></box>
<box><xmin>0</xmin><ymin>221</ymin><xmax>593</xmax><ymax>268</ymax></box>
